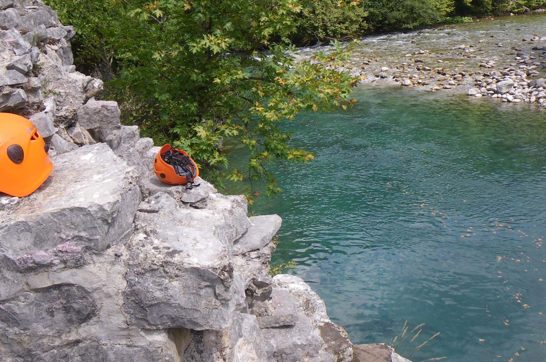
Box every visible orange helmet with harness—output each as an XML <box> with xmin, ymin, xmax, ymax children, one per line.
<box><xmin>0</xmin><ymin>113</ymin><xmax>53</xmax><ymax>197</ymax></box>
<box><xmin>154</xmin><ymin>144</ymin><xmax>199</xmax><ymax>188</ymax></box>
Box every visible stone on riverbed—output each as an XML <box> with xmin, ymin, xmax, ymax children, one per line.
<box><xmin>496</xmin><ymin>79</ymin><xmax>515</xmax><ymax>94</ymax></box>
<box><xmin>467</xmin><ymin>87</ymin><xmax>481</xmax><ymax>96</ymax></box>
<box><xmin>530</xmin><ymin>78</ymin><xmax>545</xmax><ymax>88</ymax></box>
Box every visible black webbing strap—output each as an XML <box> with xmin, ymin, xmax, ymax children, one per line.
<box><xmin>162</xmin><ymin>149</ymin><xmax>201</xmax><ymax>189</ymax></box>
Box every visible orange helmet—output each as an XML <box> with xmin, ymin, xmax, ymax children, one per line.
<box><xmin>0</xmin><ymin>113</ymin><xmax>53</xmax><ymax>197</ymax></box>
<box><xmin>154</xmin><ymin>144</ymin><xmax>199</xmax><ymax>186</ymax></box>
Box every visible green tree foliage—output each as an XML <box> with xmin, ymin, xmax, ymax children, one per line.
<box><xmin>293</xmin><ymin>0</ymin><xmax>367</xmax><ymax>45</ymax></box>
<box><xmin>45</xmin><ymin>0</ymin><xmax>124</xmax><ymax>79</ymax></box>
<box><xmin>363</xmin><ymin>0</ymin><xmax>455</xmax><ymax>31</ymax></box>
<box><xmin>460</xmin><ymin>0</ymin><xmax>546</xmax><ymax>16</ymax></box>
<box><xmin>363</xmin><ymin>0</ymin><xmax>545</xmax><ymax>31</ymax></box>
<box><xmin>454</xmin><ymin>0</ymin><xmax>492</xmax><ymax>15</ymax></box>
<box><xmin>44</xmin><ymin>0</ymin><xmax>545</xmax><ymax>192</ymax></box>
<box><xmin>455</xmin><ymin>0</ymin><xmax>546</xmax><ymax>16</ymax></box>
<box><xmin>492</xmin><ymin>0</ymin><xmax>546</xmax><ymax>14</ymax></box>
<box><xmin>45</xmin><ymin>0</ymin><xmax>357</xmax><ymax>190</ymax></box>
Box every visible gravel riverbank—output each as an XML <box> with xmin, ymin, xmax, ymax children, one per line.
<box><xmin>296</xmin><ymin>13</ymin><xmax>546</xmax><ymax>109</ymax></box>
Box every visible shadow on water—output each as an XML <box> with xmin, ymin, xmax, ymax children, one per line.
<box><xmin>232</xmin><ymin>86</ymin><xmax>546</xmax><ymax>362</ymax></box>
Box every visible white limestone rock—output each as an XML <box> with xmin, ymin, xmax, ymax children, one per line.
<box><xmin>123</xmin><ymin>191</ymin><xmax>250</xmax><ymax>330</ymax></box>
<box><xmin>264</xmin><ymin>274</ymin><xmax>354</xmax><ymax>362</ymax></box>
<box><xmin>353</xmin><ymin>344</ymin><xmax>411</xmax><ymax>362</ymax></box>
<box><xmin>49</xmin><ymin>133</ymin><xmax>78</xmax><ymax>155</ymax></box>
<box><xmin>77</xmin><ymin>98</ymin><xmax>121</xmax><ymax>131</ymax></box>
<box><xmin>183</xmin><ymin>312</ymin><xmax>270</xmax><ymax>362</ymax></box>
<box><xmin>6</xmin><ymin>53</ymin><xmax>32</xmax><ymax>74</ymax></box>
<box><xmin>1</xmin><ymin>244</ymin><xmax>181</xmax><ymax>362</ymax></box>
<box><xmin>37</xmin><ymin>49</ymin><xmax>97</xmax><ymax>124</ymax></box>
<box><xmin>0</xmin><ymin>69</ymin><xmax>27</xmax><ymax>87</ymax></box>
<box><xmin>67</xmin><ymin>122</ymin><xmax>95</xmax><ymax>145</ymax></box>
<box><xmin>30</xmin><ymin>111</ymin><xmax>56</xmax><ymax>138</ymax></box>
<box><xmin>496</xmin><ymin>79</ymin><xmax>514</xmax><ymax>94</ymax></box>
<box><xmin>0</xmin><ymin>0</ymin><xmax>14</xmax><ymax>11</ymax></box>
<box><xmin>0</xmin><ymin>143</ymin><xmax>140</xmax><ymax>259</ymax></box>
<box><xmin>233</xmin><ymin>214</ymin><xmax>282</xmax><ymax>255</ymax></box>
<box><xmin>0</xmin><ymin>87</ymin><xmax>26</xmax><ymax>111</ymax></box>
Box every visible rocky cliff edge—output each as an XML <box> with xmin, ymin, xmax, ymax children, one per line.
<box><xmin>0</xmin><ymin>1</ymin><xmax>409</xmax><ymax>361</ymax></box>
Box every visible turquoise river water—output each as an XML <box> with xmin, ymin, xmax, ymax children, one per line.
<box><xmin>248</xmin><ymin>87</ymin><xmax>546</xmax><ymax>362</ymax></box>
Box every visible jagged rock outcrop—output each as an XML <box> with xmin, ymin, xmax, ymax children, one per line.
<box><xmin>257</xmin><ymin>275</ymin><xmax>353</xmax><ymax>361</ymax></box>
<box><xmin>124</xmin><ymin>191</ymin><xmax>249</xmax><ymax>331</ymax></box>
<box><xmin>0</xmin><ymin>1</ymin><xmax>371</xmax><ymax>361</ymax></box>
<box><xmin>0</xmin><ymin>143</ymin><xmax>140</xmax><ymax>258</ymax></box>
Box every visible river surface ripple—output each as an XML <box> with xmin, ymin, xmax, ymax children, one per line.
<box><xmin>250</xmin><ymin>87</ymin><xmax>546</xmax><ymax>362</ymax></box>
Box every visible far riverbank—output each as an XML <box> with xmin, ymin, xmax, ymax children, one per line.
<box><xmin>296</xmin><ymin>13</ymin><xmax>546</xmax><ymax>109</ymax></box>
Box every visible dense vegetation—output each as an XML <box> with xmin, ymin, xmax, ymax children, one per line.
<box><xmin>363</xmin><ymin>0</ymin><xmax>546</xmax><ymax>32</ymax></box>
<box><xmin>45</xmin><ymin>0</ymin><xmax>545</xmax><ymax>192</ymax></box>
<box><xmin>45</xmin><ymin>0</ymin><xmax>357</xmax><ymax>193</ymax></box>
<box><xmin>293</xmin><ymin>0</ymin><xmax>367</xmax><ymax>44</ymax></box>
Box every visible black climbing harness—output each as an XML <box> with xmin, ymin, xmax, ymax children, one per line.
<box><xmin>162</xmin><ymin>149</ymin><xmax>200</xmax><ymax>190</ymax></box>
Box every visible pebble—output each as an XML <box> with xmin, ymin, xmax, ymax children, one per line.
<box><xmin>0</xmin><ymin>196</ymin><xmax>20</xmax><ymax>210</ymax></box>
<box><xmin>295</xmin><ymin>33</ymin><xmax>546</xmax><ymax>110</ymax></box>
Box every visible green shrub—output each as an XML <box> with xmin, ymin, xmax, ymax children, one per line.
<box><xmin>364</xmin><ymin>0</ymin><xmax>454</xmax><ymax>31</ymax></box>
<box><xmin>294</xmin><ymin>0</ymin><xmax>367</xmax><ymax>45</ymax></box>
<box><xmin>44</xmin><ymin>0</ymin><xmax>357</xmax><ymax>189</ymax></box>
<box><xmin>454</xmin><ymin>0</ymin><xmax>546</xmax><ymax>16</ymax></box>
<box><xmin>493</xmin><ymin>0</ymin><xmax>546</xmax><ymax>14</ymax></box>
